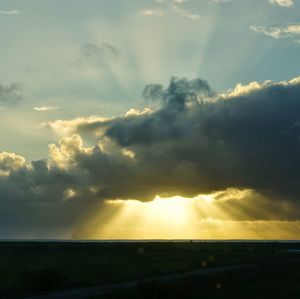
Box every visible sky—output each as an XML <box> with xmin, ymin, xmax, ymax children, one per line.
<box><xmin>1</xmin><ymin>0</ymin><xmax>300</xmax><ymax>239</ymax></box>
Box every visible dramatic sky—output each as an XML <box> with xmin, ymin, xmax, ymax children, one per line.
<box><xmin>1</xmin><ymin>0</ymin><xmax>300</xmax><ymax>239</ymax></box>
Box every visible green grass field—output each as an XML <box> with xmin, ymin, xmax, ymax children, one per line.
<box><xmin>0</xmin><ymin>241</ymin><xmax>299</xmax><ymax>298</ymax></box>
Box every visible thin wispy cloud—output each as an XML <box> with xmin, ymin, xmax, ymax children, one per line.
<box><xmin>212</xmin><ymin>0</ymin><xmax>236</xmax><ymax>2</ymax></box>
<box><xmin>269</xmin><ymin>0</ymin><xmax>294</xmax><ymax>7</ymax></box>
<box><xmin>139</xmin><ymin>9</ymin><xmax>165</xmax><ymax>17</ymax></box>
<box><xmin>34</xmin><ymin>106</ymin><xmax>59</xmax><ymax>111</ymax></box>
<box><xmin>0</xmin><ymin>10</ymin><xmax>20</xmax><ymax>15</ymax></box>
<box><xmin>250</xmin><ymin>24</ymin><xmax>300</xmax><ymax>43</ymax></box>
<box><xmin>80</xmin><ymin>42</ymin><xmax>120</xmax><ymax>64</ymax></box>
<box><xmin>153</xmin><ymin>0</ymin><xmax>200</xmax><ymax>20</ymax></box>
<box><xmin>173</xmin><ymin>0</ymin><xmax>188</xmax><ymax>3</ymax></box>
<box><xmin>0</xmin><ymin>83</ymin><xmax>22</xmax><ymax>105</ymax></box>
<box><xmin>171</xmin><ymin>0</ymin><xmax>200</xmax><ymax>20</ymax></box>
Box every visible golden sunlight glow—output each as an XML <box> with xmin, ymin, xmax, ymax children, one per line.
<box><xmin>64</xmin><ymin>188</ymin><xmax>76</xmax><ymax>200</ymax></box>
<box><xmin>72</xmin><ymin>189</ymin><xmax>300</xmax><ymax>240</ymax></box>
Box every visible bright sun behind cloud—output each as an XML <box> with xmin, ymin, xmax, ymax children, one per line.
<box><xmin>72</xmin><ymin>189</ymin><xmax>300</xmax><ymax>240</ymax></box>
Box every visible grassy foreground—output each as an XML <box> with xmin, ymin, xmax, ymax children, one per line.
<box><xmin>0</xmin><ymin>241</ymin><xmax>299</xmax><ymax>298</ymax></box>
<box><xmin>91</xmin><ymin>258</ymin><xmax>300</xmax><ymax>299</ymax></box>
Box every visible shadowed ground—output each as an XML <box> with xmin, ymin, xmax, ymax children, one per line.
<box><xmin>1</xmin><ymin>241</ymin><xmax>300</xmax><ymax>298</ymax></box>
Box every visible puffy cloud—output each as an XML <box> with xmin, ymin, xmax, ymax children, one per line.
<box><xmin>2</xmin><ymin>75</ymin><xmax>300</xmax><ymax>237</ymax></box>
<box><xmin>40</xmin><ymin>76</ymin><xmax>300</xmax><ymax>202</ymax></box>
<box><xmin>125</xmin><ymin>107</ymin><xmax>152</xmax><ymax>117</ymax></box>
<box><xmin>0</xmin><ymin>83</ymin><xmax>22</xmax><ymax>105</ymax></box>
<box><xmin>39</xmin><ymin>75</ymin><xmax>300</xmax><ymax>205</ymax></box>
<box><xmin>222</xmin><ymin>81</ymin><xmax>268</xmax><ymax>98</ymax></box>
<box><xmin>44</xmin><ymin>116</ymin><xmax>110</xmax><ymax>138</ymax></box>
<box><xmin>0</xmin><ymin>152</ymin><xmax>26</xmax><ymax>174</ymax></box>
<box><xmin>48</xmin><ymin>134</ymin><xmax>93</xmax><ymax>169</ymax></box>
<box><xmin>269</xmin><ymin>0</ymin><xmax>293</xmax><ymax>7</ymax></box>
<box><xmin>143</xmin><ymin>77</ymin><xmax>215</xmax><ymax>107</ymax></box>
<box><xmin>105</xmin><ymin>76</ymin><xmax>300</xmax><ymax>202</ymax></box>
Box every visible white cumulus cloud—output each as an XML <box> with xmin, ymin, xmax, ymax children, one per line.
<box><xmin>269</xmin><ymin>0</ymin><xmax>293</xmax><ymax>7</ymax></box>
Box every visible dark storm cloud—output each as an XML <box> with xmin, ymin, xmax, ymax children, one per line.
<box><xmin>0</xmin><ymin>83</ymin><xmax>22</xmax><ymax>105</ymax></box>
<box><xmin>5</xmin><ymin>75</ymin><xmax>300</xmax><ymax>204</ymax></box>
<box><xmin>1</xmin><ymin>76</ymin><xmax>300</xmax><ymax>237</ymax></box>
<box><xmin>142</xmin><ymin>77</ymin><xmax>215</xmax><ymax>109</ymax></box>
<box><xmin>105</xmin><ymin>77</ymin><xmax>300</xmax><ymax>201</ymax></box>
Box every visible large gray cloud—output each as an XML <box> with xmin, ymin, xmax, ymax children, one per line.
<box><xmin>105</xmin><ymin>77</ymin><xmax>300</xmax><ymax>202</ymax></box>
<box><xmin>1</xmin><ymin>76</ymin><xmax>300</xmax><ymax>237</ymax></box>
<box><xmin>4</xmin><ymin>76</ymin><xmax>300</xmax><ymax>203</ymax></box>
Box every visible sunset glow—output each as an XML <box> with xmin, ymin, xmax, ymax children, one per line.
<box><xmin>0</xmin><ymin>0</ymin><xmax>300</xmax><ymax>240</ymax></box>
<box><xmin>71</xmin><ymin>189</ymin><xmax>300</xmax><ymax>240</ymax></box>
